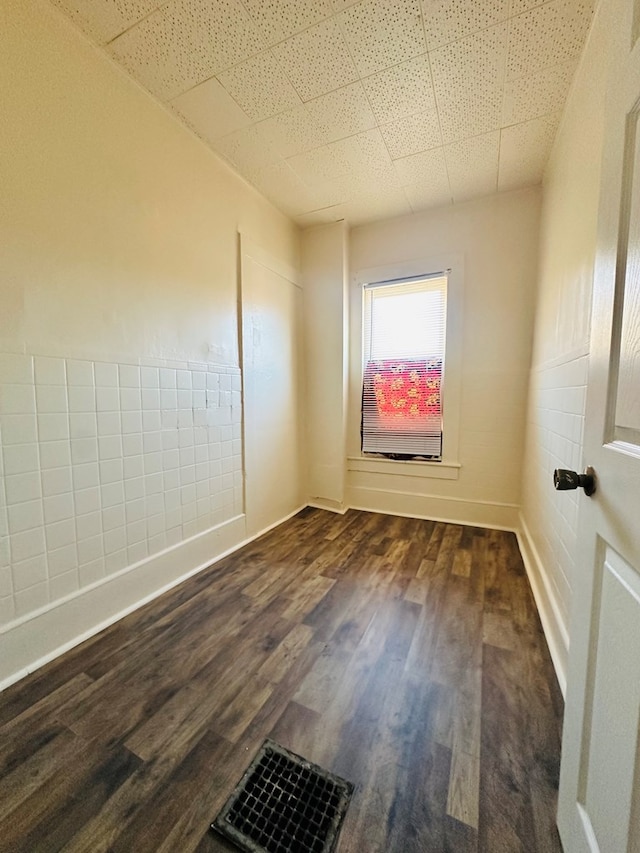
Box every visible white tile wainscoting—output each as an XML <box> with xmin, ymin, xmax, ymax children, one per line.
<box><xmin>519</xmin><ymin>349</ymin><xmax>589</xmax><ymax>694</ymax></box>
<box><xmin>0</xmin><ymin>352</ymin><xmax>243</xmax><ymax>634</ymax></box>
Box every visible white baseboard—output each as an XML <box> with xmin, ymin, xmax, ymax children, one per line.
<box><xmin>346</xmin><ymin>485</ymin><xmax>520</xmax><ymax>530</ymax></box>
<box><xmin>0</xmin><ymin>505</ymin><xmax>306</xmax><ymax>692</ymax></box>
<box><xmin>516</xmin><ymin>514</ymin><xmax>569</xmax><ymax>696</ymax></box>
<box><xmin>307</xmin><ymin>498</ymin><xmax>348</xmax><ymax>514</ymax></box>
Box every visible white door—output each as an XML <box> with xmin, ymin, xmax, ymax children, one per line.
<box><xmin>557</xmin><ymin>4</ymin><xmax>640</xmax><ymax>851</ymax></box>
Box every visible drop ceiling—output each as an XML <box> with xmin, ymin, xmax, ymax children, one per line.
<box><xmin>50</xmin><ymin>0</ymin><xmax>595</xmax><ymax>228</ymax></box>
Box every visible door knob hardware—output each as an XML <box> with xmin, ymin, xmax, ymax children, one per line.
<box><xmin>553</xmin><ymin>466</ymin><xmax>596</xmax><ymax>496</ymax></box>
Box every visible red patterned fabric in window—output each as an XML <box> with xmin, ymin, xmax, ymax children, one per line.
<box><xmin>364</xmin><ymin>358</ymin><xmax>441</xmax><ymax>427</ymax></box>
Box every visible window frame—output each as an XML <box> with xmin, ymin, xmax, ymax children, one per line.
<box><xmin>362</xmin><ymin>274</ymin><xmax>447</xmax><ymax>460</ymax></box>
<box><xmin>349</xmin><ymin>254</ymin><xmax>463</xmax><ymax>478</ymax></box>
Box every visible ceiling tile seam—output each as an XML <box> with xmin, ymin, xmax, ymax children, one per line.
<box><xmin>503</xmin><ymin>56</ymin><xmax>579</xmax><ymax>85</ymax></box>
<box><xmin>107</xmin><ymin>3</ymin><xmax>334</xmax><ymax>104</ymax></box>
<box><xmin>166</xmin><ymin>68</ymin><xmax>252</xmax><ymax>124</ymax></box>
<box><xmin>156</xmin><ymin>42</ymin><xmax>284</xmax><ymax>105</ymax></box>
<box><xmin>421</xmin><ymin>12</ymin><xmax>514</xmax><ymax>55</ymax></box>
<box><xmin>379</xmin><ymin>111</ymin><xmax>442</xmax><ymax>148</ymax></box>
<box><xmin>221</xmin><ymin>49</ymin><xmax>304</xmax><ymax>121</ymax></box>
<box><xmin>331</xmin><ymin>4</ymin><xmax>375</xmax><ymax>111</ymax></box>
<box><xmin>329</xmin><ymin>4</ymin><xmax>424</xmax><ymax>169</ymax></box>
<box><xmin>508</xmin><ymin>0</ymin><xmax>562</xmax><ymax>14</ymax></box>
<box><xmin>402</xmin><ymin>185</ymin><xmax>420</xmax><ymax>216</ymax></box>
<box><xmin>421</xmin><ymin>0</ymin><xmax>590</xmax><ymax>57</ymax></box>
<box><xmin>296</xmin><ymin>201</ymin><xmax>347</xmax><ymax>218</ymax></box>
<box><xmin>178</xmin><ymin>37</ymin><xmax>359</xmax><ymax>110</ymax></box>
<box><xmin>49</xmin><ymin>3</ymin><xmax>254</xmax><ymax>168</ymax></box>
<box><xmin>500</xmin><ymin>110</ymin><xmax>563</xmax><ymax>133</ymax></box>
<box><xmin>427</xmin><ymin>23</ymin><xmax>510</xmax><ymax>118</ymax></box>
<box><xmin>262</xmin><ymin>43</ymin><xmax>327</xmax><ymax>108</ymax></box>
<box><xmin>423</xmin><ymin>35</ymin><xmax>447</xmax><ymax>188</ymax></box>
<box><xmin>408</xmin><ymin>3</ymin><xmax>447</xmax><ymax>176</ymax></box>
<box><xmin>496</xmin><ymin>10</ymin><xmax>513</xmax><ymax>195</ymax></box>
<box><xmin>237</xmin><ymin>2</ymin><xmax>336</xmax><ymax>50</ymax></box>
<box><xmin>74</xmin><ymin>33</ymin><xmax>290</xmax><ymax>209</ymax></box>
<box><xmin>103</xmin><ymin>0</ymin><xmax>173</xmax><ymax>47</ymax></box>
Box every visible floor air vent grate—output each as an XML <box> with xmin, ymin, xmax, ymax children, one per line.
<box><xmin>211</xmin><ymin>739</ymin><xmax>353</xmax><ymax>853</ymax></box>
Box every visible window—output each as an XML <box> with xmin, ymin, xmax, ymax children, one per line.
<box><xmin>362</xmin><ymin>273</ymin><xmax>447</xmax><ymax>461</ymax></box>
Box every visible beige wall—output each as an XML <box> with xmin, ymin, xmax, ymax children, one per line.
<box><xmin>0</xmin><ymin>0</ymin><xmax>301</xmax><ymax>686</ymax></box>
<box><xmin>345</xmin><ymin>189</ymin><xmax>541</xmax><ymax>530</ymax></box>
<box><xmin>301</xmin><ymin>223</ymin><xmax>349</xmax><ymax>511</ymax></box>
<box><xmin>519</xmin><ymin>0</ymin><xmax>613</xmax><ymax>691</ymax></box>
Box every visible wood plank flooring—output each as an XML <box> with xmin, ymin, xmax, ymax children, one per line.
<box><xmin>0</xmin><ymin>508</ymin><xmax>564</xmax><ymax>853</ymax></box>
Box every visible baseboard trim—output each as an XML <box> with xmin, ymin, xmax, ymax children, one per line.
<box><xmin>307</xmin><ymin>499</ymin><xmax>348</xmax><ymax>514</ymax></box>
<box><xmin>516</xmin><ymin>514</ymin><xmax>569</xmax><ymax>696</ymax></box>
<box><xmin>346</xmin><ymin>486</ymin><xmax>519</xmax><ymax>530</ymax></box>
<box><xmin>0</xmin><ymin>504</ymin><xmax>306</xmax><ymax>692</ymax></box>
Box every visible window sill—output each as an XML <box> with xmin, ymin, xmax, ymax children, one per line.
<box><xmin>347</xmin><ymin>456</ymin><xmax>460</xmax><ymax>481</ymax></box>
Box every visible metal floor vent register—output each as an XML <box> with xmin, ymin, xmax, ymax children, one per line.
<box><xmin>211</xmin><ymin>739</ymin><xmax>353</xmax><ymax>853</ymax></box>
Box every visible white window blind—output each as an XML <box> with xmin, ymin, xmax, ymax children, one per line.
<box><xmin>362</xmin><ymin>273</ymin><xmax>447</xmax><ymax>459</ymax></box>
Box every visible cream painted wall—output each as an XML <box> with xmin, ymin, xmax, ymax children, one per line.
<box><xmin>519</xmin><ymin>0</ymin><xmax>613</xmax><ymax>691</ymax></box>
<box><xmin>346</xmin><ymin>189</ymin><xmax>541</xmax><ymax>530</ymax></box>
<box><xmin>241</xmin><ymin>242</ymin><xmax>305</xmax><ymax>533</ymax></box>
<box><xmin>0</xmin><ymin>0</ymin><xmax>301</xmax><ymax>687</ymax></box>
<box><xmin>1</xmin><ymin>0</ymin><xmax>298</xmax><ymax>367</ymax></box>
<box><xmin>301</xmin><ymin>223</ymin><xmax>349</xmax><ymax>512</ymax></box>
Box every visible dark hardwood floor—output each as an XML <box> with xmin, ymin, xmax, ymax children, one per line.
<box><xmin>0</xmin><ymin>508</ymin><xmax>564</xmax><ymax>853</ymax></box>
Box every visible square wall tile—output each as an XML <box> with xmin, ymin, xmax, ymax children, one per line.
<box><xmin>78</xmin><ymin>535</ymin><xmax>103</xmax><ymax>565</ymax></box>
<box><xmin>42</xmin><ymin>467</ymin><xmax>73</xmax><ymax>497</ymax></box>
<box><xmin>49</xmin><ymin>570</ymin><xmax>79</xmax><ymax>601</ymax></box>
<box><xmin>79</xmin><ymin>559</ymin><xmax>105</xmax><ymax>586</ymax></box>
<box><xmin>68</xmin><ymin>387</ymin><xmax>96</xmax><ymax>413</ymax></box>
<box><xmin>1</xmin><ymin>385</ymin><xmax>36</xmax><ymax>415</ymax></box>
<box><xmin>73</xmin><ymin>462</ymin><xmax>100</xmax><ymax>491</ymax></box>
<box><xmin>94</xmin><ymin>362</ymin><xmax>118</xmax><ymax>387</ymax></box>
<box><xmin>38</xmin><ymin>413</ymin><xmax>70</xmax><ymax>442</ymax></box>
<box><xmin>102</xmin><ymin>504</ymin><xmax>126</xmax><ymax>533</ymax></box>
<box><xmin>76</xmin><ymin>511</ymin><xmax>102</xmax><ymax>541</ymax></box>
<box><xmin>8</xmin><ymin>500</ymin><xmax>44</xmax><ymax>534</ymax></box>
<box><xmin>118</xmin><ymin>364</ymin><xmax>140</xmax><ymax>388</ymax></box>
<box><xmin>70</xmin><ymin>413</ymin><xmax>98</xmax><ymax>439</ymax></box>
<box><xmin>5</xmin><ymin>472</ymin><xmax>42</xmax><ymax>505</ymax></box>
<box><xmin>1</xmin><ymin>414</ymin><xmax>38</xmax><ymax>445</ymax></box>
<box><xmin>36</xmin><ymin>386</ymin><xmax>68</xmax><ymax>414</ymax></box>
<box><xmin>73</xmin><ymin>487</ymin><xmax>101</xmax><ymax>515</ymax></box>
<box><xmin>46</xmin><ymin>518</ymin><xmax>77</xmax><ymax>551</ymax></box>
<box><xmin>13</xmin><ymin>584</ymin><xmax>47</xmax><ymax>617</ymax></box>
<box><xmin>98</xmin><ymin>412</ymin><xmax>122</xmax><ymax>436</ymax></box>
<box><xmin>101</xmin><ymin>482</ymin><xmax>125</xmax><ymax>509</ymax></box>
<box><xmin>3</xmin><ymin>444</ymin><xmax>40</xmax><ymax>476</ymax></box>
<box><xmin>140</xmin><ymin>367</ymin><xmax>160</xmax><ymax>389</ymax></box>
<box><xmin>99</xmin><ymin>459</ymin><xmax>124</xmax><ymax>485</ymax></box>
<box><xmin>34</xmin><ymin>356</ymin><xmax>66</xmax><ymax>385</ymax></box>
<box><xmin>70</xmin><ymin>438</ymin><xmax>98</xmax><ymax>465</ymax></box>
<box><xmin>0</xmin><ymin>353</ymin><xmax>33</xmax><ymax>385</ymax></box>
<box><xmin>66</xmin><ymin>360</ymin><xmax>94</xmax><ymax>386</ymax></box>
<box><xmin>48</xmin><ymin>544</ymin><xmax>78</xmax><ymax>577</ymax></box>
<box><xmin>11</xmin><ymin>527</ymin><xmax>46</xmax><ymax>562</ymax></box>
<box><xmin>43</xmin><ymin>493</ymin><xmax>75</xmax><ymax>524</ymax></box>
